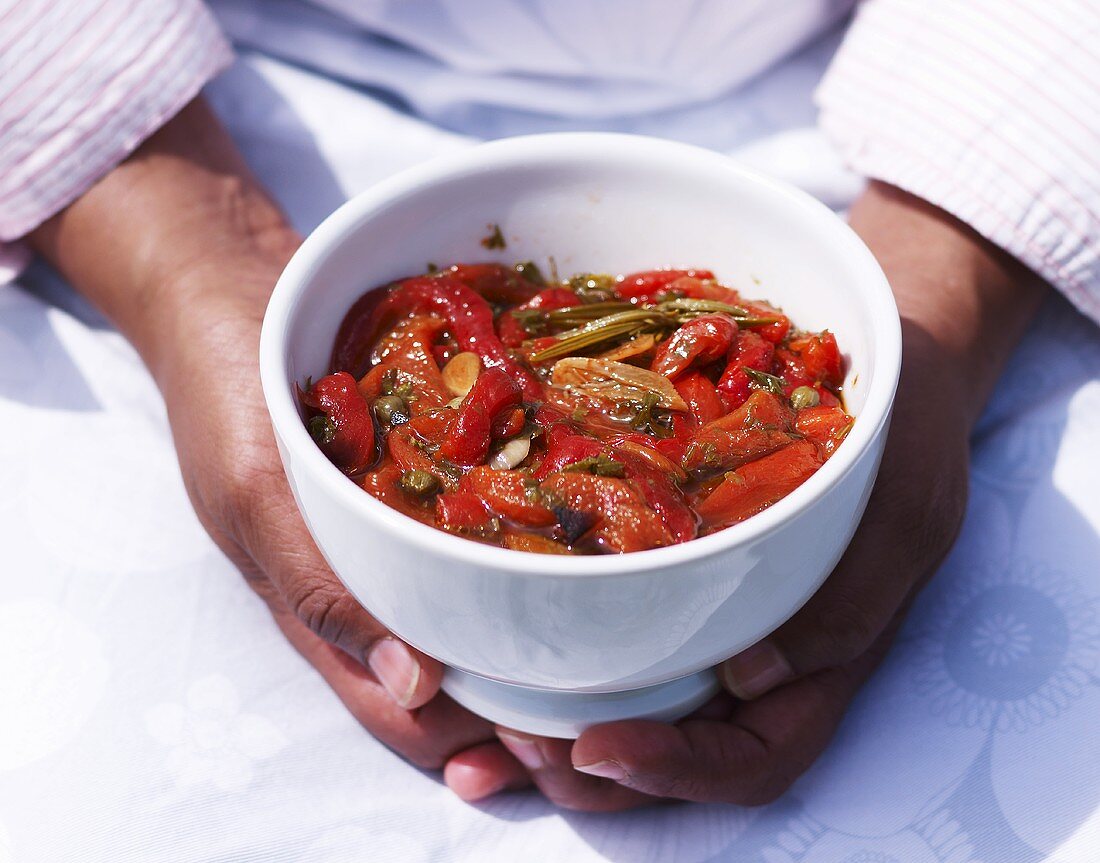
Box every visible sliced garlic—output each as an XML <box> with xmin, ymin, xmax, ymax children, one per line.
<box><xmin>550</xmin><ymin>357</ymin><xmax>688</xmax><ymax>412</ymax></box>
<box><xmin>488</xmin><ymin>436</ymin><xmax>531</xmax><ymax>470</ymax></box>
<box><xmin>442</xmin><ymin>351</ymin><xmax>482</xmax><ymax>397</ymax></box>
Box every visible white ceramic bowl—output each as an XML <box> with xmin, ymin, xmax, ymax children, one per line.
<box><xmin>260</xmin><ymin>133</ymin><xmax>900</xmax><ymax>737</ymax></box>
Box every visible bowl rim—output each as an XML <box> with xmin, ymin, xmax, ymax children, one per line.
<box><xmin>259</xmin><ymin>132</ymin><xmax>901</xmax><ymax>578</ymax></box>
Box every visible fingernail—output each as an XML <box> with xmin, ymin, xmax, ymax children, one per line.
<box><xmin>497</xmin><ymin>731</ymin><xmax>545</xmax><ymax>771</ymax></box>
<box><xmin>367</xmin><ymin>638</ymin><xmax>421</xmax><ymax>707</ymax></box>
<box><xmin>574</xmin><ymin>759</ymin><xmax>626</xmax><ymax>781</ymax></box>
<box><xmin>445</xmin><ymin>762</ymin><xmax>510</xmax><ymax>801</ymax></box>
<box><xmin>719</xmin><ymin>639</ymin><xmax>793</xmax><ymax>699</ymax></box>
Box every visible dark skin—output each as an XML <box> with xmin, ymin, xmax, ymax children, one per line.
<box><xmin>29</xmin><ymin>98</ymin><xmax>1044</xmax><ymax>806</ymax></box>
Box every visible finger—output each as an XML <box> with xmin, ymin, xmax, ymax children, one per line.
<box><xmin>717</xmin><ymin>400</ymin><xmax>968</xmax><ymax>700</ymax></box>
<box><xmin>238</xmin><ymin>473</ymin><xmax>443</xmax><ymax>709</ymax></box>
<box><xmin>497</xmin><ymin>729</ymin><xmax>657</xmax><ymax>812</ymax></box>
<box><xmin>573</xmin><ymin>632</ymin><xmax>890</xmax><ymax>804</ymax></box>
<box><xmin>444</xmin><ymin>741</ymin><xmax>532</xmax><ymax>801</ymax></box>
<box><xmin>268</xmin><ymin>599</ymin><xmax>497</xmax><ymax>769</ymax></box>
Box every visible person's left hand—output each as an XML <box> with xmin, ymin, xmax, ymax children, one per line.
<box><xmin>483</xmin><ymin>326</ymin><xmax>968</xmax><ymax>808</ymax></box>
<box><xmin>446</xmin><ymin>182</ymin><xmax>1044</xmax><ymax>809</ymax></box>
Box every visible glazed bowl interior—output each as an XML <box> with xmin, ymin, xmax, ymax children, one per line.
<box><xmin>262</xmin><ymin>133</ymin><xmax>899</xmax><ymax>576</ymax></box>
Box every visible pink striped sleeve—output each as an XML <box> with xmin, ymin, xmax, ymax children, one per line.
<box><xmin>816</xmin><ymin>0</ymin><xmax>1100</xmax><ymax>325</ymax></box>
<box><xmin>0</xmin><ymin>0</ymin><xmax>232</xmax><ymax>265</ymax></box>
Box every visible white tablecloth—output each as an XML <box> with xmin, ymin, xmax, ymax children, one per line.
<box><xmin>3</xmin><ymin>30</ymin><xmax>1099</xmax><ymax>863</ymax></box>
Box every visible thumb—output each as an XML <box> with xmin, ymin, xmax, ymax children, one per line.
<box><xmin>718</xmin><ymin>460</ymin><xmax>966</xmax><ymax>700</ymax></box>
<box><xmin>238</xmin><ymin>478</ymin><xmax>444</xmax><ymax>709</ymax></box>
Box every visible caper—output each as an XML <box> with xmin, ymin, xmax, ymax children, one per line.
<box><xmin>308</xmin><ymin>415</ymin><xmax>336</xmax><ymax>445</ymax></box>
<box><xmin>790</xmin><ymin>385</ymin><xmax>820</xmax><ymax>410</ymax></box>
<box><xmin>373</xmin><ymin>394</ymin><xmax>409</xmax><ymax>425</ymax></box>
<box><xmin>399</xmin><ymin>469</ymin><xmax>439</xmax><ymax>496</ymax></box>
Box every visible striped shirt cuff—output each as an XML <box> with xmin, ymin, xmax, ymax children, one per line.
<box><xmin>0</xmin><ymin>0</ymin><xmax>234</xmax><ymax>243</ymax></box>
<box><xmin>816</xmin><ymin>0</ymin><xmax>1100</xmax><ymax>326</ymax></box>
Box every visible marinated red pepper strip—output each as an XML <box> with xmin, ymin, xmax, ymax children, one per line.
<box><xmin>696</xmin><ymin>440</ymin><xmax>823</xmax><ymax>530</ymax></box>
<box><xmin>356</xmin><ymin>314</ymin><xmax>450</xmax><ymax>413</ymax></box>
<box><xmin>795</xmin><ymin>405</ymin><xmax>853</xmax><ymax>457</ymax></box>
<box><xmin>330</xmin><ymin>286</ymin><xmax>390</xmax><ymax>378</ymax></box>
<box><xmin>532</xmin><ymin>433</ymin><xmax>603</xmax><ymax>480</ymax></box>
<box><xmin>682</xmin><ymin>391</ymin><xmax>796</xmax><ymax>475</ymax></box>
<box><xmin>448</xmin><ymin>263</ymin><xmax>542</xmax><ymax>305</ymax></box>
<box><xmin>387</xmin><ymin>410</ymin><xmax>456</xmax><ymax>486</ymax></box>
<box><xmin>611</xmin><ymin>446</ymin><xmax>697</xmax><ymax>543</ymax></box>
<box><xmin>299</xmin><ymin>372</ymin><xmax>380</xmax><ymax>474</ymax></box>
<box><xmin>738</xmin><ymin>299</ymin><xmax>790</xmax><ymax>343</ymax></box>
<box><xmin>615</xmin><ymin>268</ymin><xmax>716</xmax><ymax>301</ymax></box>
<box><xmin>435</xmin><ymin>492</ymin><xmax>498</xmax><ymax>537</ymax></box>
<box><xmin>370</xmin><ymin>275</ymin><xmax>543</xmax><ymax>399</ymax></box>
<box><xmin>718</xmin><ymin>329</ymin><xmax>776</xmax><ymax>411</ymax></box>
<box><xmin>788</xmin><ymin>332</ymin><xmax>843</xmax><ymax>387</ymax></box>
<box><xmin>539</xmin><ymin>473</ymin><xmax>675</xmax><ymax>552</ymax></box>
<box><xmin>439</xmin><ymin>367</ymin><xmax>522</xmax><ymax>467</ymax></box>
<box><xmin>459</xmin><ymin>467</ymin><xmax>556</xmax><ymax>527</ymax></box>
<box><xmin>674</xmin><ymin>372</ymin><xmax>726</xmax><ymax>426</ymax></box>
<box><xmin>651</xmin><ymin>314</ymin><xmax>737</xmax><ymax>380</ymax></box>
<box><xmin>360</xmin><ymin>464</ymin><xmax>436</xmax><ymax>526</ymax></box>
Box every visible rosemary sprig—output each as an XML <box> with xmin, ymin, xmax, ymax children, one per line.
<box><xmin>527</xmin><ymin>299</ymin><xmax>780</xmax><ymax>364</ymax></box>
<box><xmin>658</xmin><ymin>297</ymin><xmax>750</xmax><ymax>317</ymax></box>
<box><xmin>544</xmin><ymin>301</ymin><xmax>634</xmax><ymax>324</ymax></box>
<box><xmin>529</xmin><ymin>309</ymin><xmax>673</xmax><ymax>363</ymax></box>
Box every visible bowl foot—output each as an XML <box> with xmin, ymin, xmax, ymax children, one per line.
<box><xmin>440</xmin><ymin>667</ymin><xmax>720</xmax><ymax>739</ymax></box>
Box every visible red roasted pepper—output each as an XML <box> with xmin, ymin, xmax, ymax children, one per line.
<box><xmin>435</xmin><ymin>492</ymin><xmax>498</xmax><ymax>537</ymax></box>
<box><xmin>795</xmin><ymin>405</ymin><xmax>853</xmax><ymax>457</ymax></box>
<box><xmin>368</xmin><ymin>275</ymin><xmax>543</xmax><ymax>399</ymax></box>
<box><xmin>615</xmin><ymin>268</ymin><xmax>716</xmax><ymax>302</ymax></box>
<box><xmin>539</xmin><ymin>473</ymin><xmax>675</xmax><ymax>552</ymax></box>
<box><xmin>300</xmin><ymin>372</ymin><xmax>380</xmax><ymax>475</ymax></box>
<box><xmin>651</xmin><ymin>314</ymin><xmax>737</xmax><ymax>380</ymax></box>
<box><xmin>696</xmin><ymin>440</ymin><xmax>822</xmax><ymax>530</ymax></box>
<box><xmin>682</xmin><ymin>391</ymin><xmax>796</xmax><ymax>475</ymax></box>
<box><xmin>718</xmin><ymin>329</ymin><xmax>775</xmax><ymax>411</ymax></box>
<box><xmin>330</xmin><ymin>288</ymin><xmax>390</xmax><ymax>377</ymax></box>
<box><xmin>674</xmin><ymin>372</ymin><xmax>726</xmax><ymax>426</ymax></box>
<box><xmin>789</xmin><ymin>332</ymin><xmax>843</xmax><ymax>387</ymax></box>
<box><xmin>532</xmin><ymin>433</ymin><xmax>604</xmax><ymax>480</ymax></box>
<box><xmin>459</xmin><ymin>467</ymin><xmax>556</xmax><ymax>527</ymax></box>
<box><xmin>447</xmin><ymin>263</ymin><xmax>541</xmax><ymax>305</ymax></box>
<box><xmin>438</xmin><ymin>367</ymin><xmax>523</xmax><ymax>467</ymax></box>
<box><xmin>612</xmin><ymin>447</ymin><xmax>697</xmax><ymax>543</ymax></box>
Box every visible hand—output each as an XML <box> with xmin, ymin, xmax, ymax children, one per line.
<box><xmin>475</xmin><ymin>183</ymin><xmax>1046</xmax><ymax>809</ymax></box>
<box><xmin>28</xmin><ymin>98</ymin><xmax>531</xmax><ymax>799</ymax></box>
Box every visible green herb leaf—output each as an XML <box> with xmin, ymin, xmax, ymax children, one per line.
<box><xmin>744</xmin><ymin>368</ymin><xmax>788</xmax><ymax>396</ymax></box>
<box><xmin>629</xmin><ymin>391</ymin><xmax>673</xmax><ymax>438</ymax></box>
<box><xmin>514</xmin><ymin>261</ymin><xmax>545</xmax><ymax>284</ymax></box>
<box><xmin>562</xmin><ymin>453</ymin><xmax>626</xmax><ymax>478</ymax></box>
<box><xmin>568</xmin><ymin>273</ymin><xmax>617</xmax><ymax>303</ymax></box>
<box><xmin>480</xmin><ymin>223</ymin><xmax>506</xmax><ymax>250</ymax></box>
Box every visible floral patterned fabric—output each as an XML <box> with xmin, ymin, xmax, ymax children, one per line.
<box><xmin>3</xmin><ymin>39</ymin><xmax>1098</xmax><ymax>863</ymax></box>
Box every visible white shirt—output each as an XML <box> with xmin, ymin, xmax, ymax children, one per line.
<box><xmin>1</xmin><ymin>0</ymin><xmax>1098</xmax><ymax>326</ymax></box>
